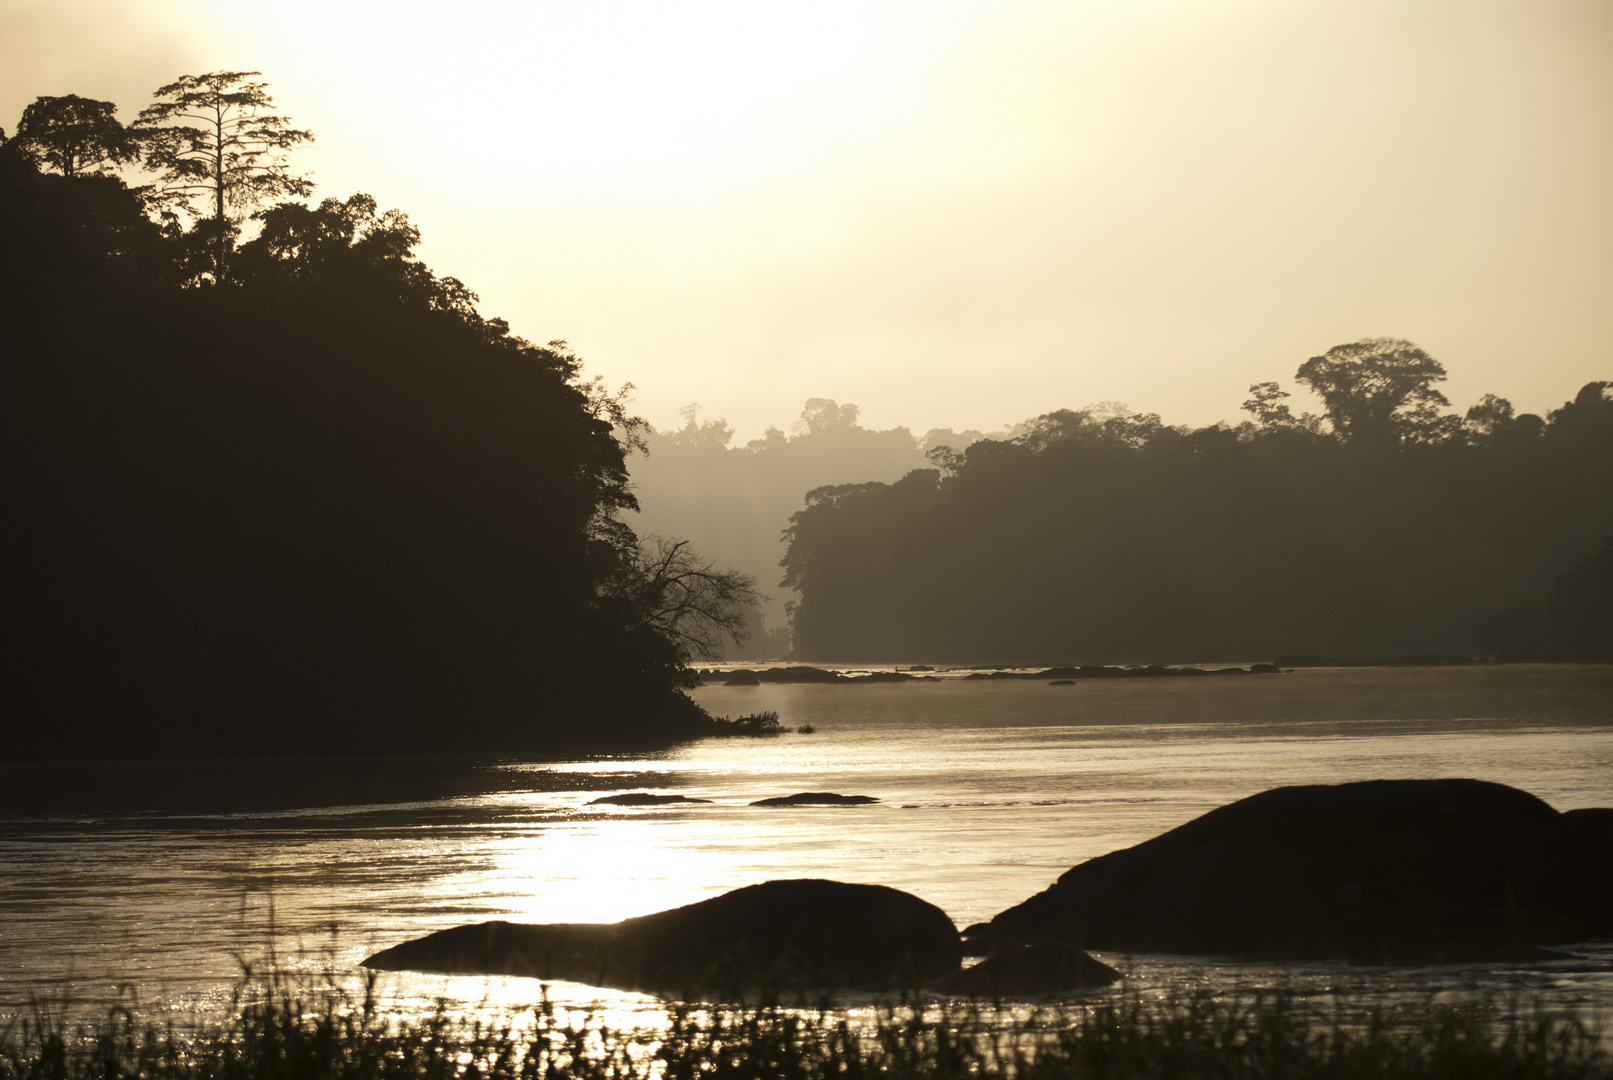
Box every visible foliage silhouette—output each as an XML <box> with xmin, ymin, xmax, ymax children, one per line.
<box><xmin>6</xmin><ymin>964</ymin><xmax>1609</xmax><ymax>1080</ymax></box>
<box><xmin>1</xmin><ymin>90</ymin><xmax>739</xmax><ymax>761</ymax></box>
<box><xmin>1294</xmin><ymin>337</ymin><xmax>1454</xmax><ymax>448</ymax></box>
<box><xmin>603</xmin><ymin>538</ymin><xmax>763</xmax><ymax>666</ymax></box>
<box><xmin>9</xmin><ymin>94</ymin><xmax>142</xmax><ymax>178</ymax></box>
<box><xmin>781</xmin><ymin>355</ymin><xmax>1612</xmax><ymax>662</ymax></box>
<box><xmin>135</xmin><ymin>71</ymin><xmax>314</xmax><ymax>279</ymax></box>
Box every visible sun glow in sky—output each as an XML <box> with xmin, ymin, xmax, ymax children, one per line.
<box><xmin>4</xmin><ymin>0</ymin><xmax>1610</xmax><ymax>438</ymax></box>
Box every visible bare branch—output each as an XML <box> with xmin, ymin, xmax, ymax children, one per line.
<box><xmin>606</xmin><ymin>535</ymin><xmax>764</xmax><ymax>662</ymax></box>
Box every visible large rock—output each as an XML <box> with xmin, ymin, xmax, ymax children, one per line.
<box><xmin>964</xmin><ymin>779</ymin><xmax>1613</xmax><ymax>964</ymax></box>
<box><xmin>364</xmin><ymin>879</ymin><xmax>961</xmax><ymax>991</ymax></box>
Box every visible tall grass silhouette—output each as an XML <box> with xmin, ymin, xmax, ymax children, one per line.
<box><xmin>3</xmin><ymin>962</ymin><xmax>1606</xmax><ymax>1080</ymax></box>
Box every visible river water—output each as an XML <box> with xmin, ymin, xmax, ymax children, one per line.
<box><xmin>2</xmin><ymin>664</ymin><xmax>1610</xmax><ymax>1026</ymax></box>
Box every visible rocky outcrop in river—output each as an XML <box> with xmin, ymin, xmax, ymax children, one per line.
<box><xmin>363</xmin><ymin>878</ymin><xmax>961</xmax><ymax>991</ymax></box>
<box><xmin>964</xmin><ymin>779</ymin><xmax>1613</xmax><ymax>964</ymax></box>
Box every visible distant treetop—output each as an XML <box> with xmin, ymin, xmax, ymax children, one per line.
<box><xmin>9</xmin><ymin>94</ymin><xmax>141</xmax><ymax>178</ymax></box>
<box><xmin>135</xmin><ymin>70</ymin><xmax>314</xmax><ymax>279</ymax></box>
<box><xmin>1294</xmin><ymin>337</ymin><xmax>1452</xmax><ymax>448</ymax></box>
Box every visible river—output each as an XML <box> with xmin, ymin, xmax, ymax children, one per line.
<box><xmin>2</xmin><ymin>664</ymin><xmax>1610</xmax><ymax>1026</ymax></box>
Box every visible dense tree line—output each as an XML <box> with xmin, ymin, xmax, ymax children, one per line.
<box><xmin>1478</xmin><ymin>536</ymin><xmax>1613</xmax><ymax>662</ymax></box>
<box><xmin>782</xmin><ymin>343</ymin><xmax>1613</xmax><ymax>663</ymax></box>
<box><xmin>1</xmin><ymin>78</ymin><xmax>746</xmax><ymax>761</ymax></box>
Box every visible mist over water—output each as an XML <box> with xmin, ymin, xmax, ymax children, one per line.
<box><xmin>3</xmin><ymin>666</ymin><xmax>1609</xmax><ymax>1025</ymax></box>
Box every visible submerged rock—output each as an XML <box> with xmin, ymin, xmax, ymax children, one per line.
<box><xmin>587</xmin><ymin>793</ymin><xmax>712</xmax><ymax>806</ymax></box>
<box><xmin>943</xmin><ymin>943</ymin><xmax>1121</xmax><ymax>996</ymax></box>
<box><xmin>363</xmin><ymin>878</ymin><xmax>960</xmax><ymax>991</ymax></box>
<box><xmin>845</xmin><ymin>671</ymin><xmax>926</xmax><ymax>683</ymax></box>
<box><xmin>759</xmin><ymin>666</ymin><xmax>846</xmax><ymax>683</ymax></box>
<box><xmin>749</xmin><ymin>792</ymin><xmax>880</xmax><ymax>807</ymax></box>
<box><xmin>964</xmin><ymin>779</ymin><xmax>1613</xmax><ymax>964</ymax></box>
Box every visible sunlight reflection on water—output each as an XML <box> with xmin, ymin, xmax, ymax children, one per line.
<box><xmin>1</xmin><ymin>666</ymin><xmax>1609</xmax><ymax>1026</ymax></box>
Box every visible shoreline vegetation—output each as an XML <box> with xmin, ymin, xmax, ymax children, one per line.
<box><xmin>3</xmin><ymin>965</ymin><xmax>1607</xmax><ymax>1080</ymax></box>
<box><xmin>693</xmin><ymin>655</ymin><xmax>1518</xmax><ymax>687</ymax></box>
<box><xmin>703</xmin><ymin>664</ymin><xmax>1280</xmax><ymax>686</ymax></box>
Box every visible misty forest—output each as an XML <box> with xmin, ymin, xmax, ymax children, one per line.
<box><xmin>3</xmin><ymin>78</ymin><xmax>1610</xmax><ymax>763</ymax></box>
<box><xmin>770</xmin><ymin>366</ymin><xmax>1613</xmax><ymax>664</ymax></box>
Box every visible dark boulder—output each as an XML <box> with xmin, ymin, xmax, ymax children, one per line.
<box><xmin>943</xmin><ymin>944</ymin><xmax>1121</xmax><ymax>996</ymax></box>
<box><xmin>750</xmin><ymin>792</ymin><xmax>880</xmax><ymax>807</ymax></box>
<box><xmin>363</xmin><ymin>878</ymin><xmax>960</xmax><ymax>991</ymax></box>
<box><xmin>757</xmin><ymin>666</ymin><xmax>845</xmax><ymax>684</ymax></box>
<box><xmin>588</xmin><ymin>793</ymin><xmax>713</xmax><ymax>806</ymax></box>
<box><xmin>964</xmin><ymin>779</ymin><xmax>1613</xmax><ymax>964</ymax></box>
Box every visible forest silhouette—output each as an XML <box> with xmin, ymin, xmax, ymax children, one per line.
<box><xmin>5</xmin><ymin>79</ymin><xmax>1608</xmax><ymax>767</ymax></box>
<box><xmin>777</xmin><ymin>352</ymin><xmax>1612</xmax><ymax>663</ymax></box>
<box><xmin>2</xmin><ymin>78</ymin><xmax>751</xmax><ymax>761</ymax></box>
<box><xmin>633</xmin><ymin>356</ymin><xmax>1610</xmax><ymax>666</ymax></box>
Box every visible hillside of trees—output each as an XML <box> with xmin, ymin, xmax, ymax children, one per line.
<box><xmin>781</xmin><ymin>343</ymin><xmax>1613</xmax><ymax>663</ymax></box>
<box><xmin>1</xmin><ymin>79</ymin><xmax>747</xmax><ymax>761</ymax></box>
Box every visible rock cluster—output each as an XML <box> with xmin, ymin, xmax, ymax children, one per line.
<box><xmin>964</xmin><ymin>778</ymin><xmax>1613</xmax><ymax>964</ymax></box>
<box><xmin>365</xmin><ymin>779</ymin><xmax>1612</xmax><ymax>998</ymax></box>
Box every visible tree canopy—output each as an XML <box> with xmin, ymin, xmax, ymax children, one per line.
<box><xmin>136</xmin><ymin>71</ymin><xmax>314</xmax><ymax>277</ymax></box>
<box><xmin>1</xmin><ymin>84</ymin><xmax>748</xmax><ymax>761</ymax></box>
<box><xmin>9</xmin><ymin>94</ymin><xmax>141</xmax><ymax>177</ymax></box>
<box><xmin>1294</xmin><ymin>337</ymin><xmax>1453</xmax><ymax>448</ymax></box>
<box><xmin>780</xmin><ymin>351</ymin><xmax>1612</xmax><ymax>663</ymax></box>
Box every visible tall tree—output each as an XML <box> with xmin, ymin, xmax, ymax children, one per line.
<box><xmin>1294</xmin><ymin>337</ymin><xmax>1452</xmax><ymax>448</ymax></box>
<box><xmin>136</xmin><ymin>71</ymin><xmax>313</xmax><ymax>278</ymax></box>
<box><xmin>9</xmin><ymin>95</ymin><xmax>141</xmax><ymax>177</ymax></box>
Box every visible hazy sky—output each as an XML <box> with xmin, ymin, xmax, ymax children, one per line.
<box><xmin>5</xmin><ymin>0</ymin><xmax>1609</xmax><ymax>439</ymax></box>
